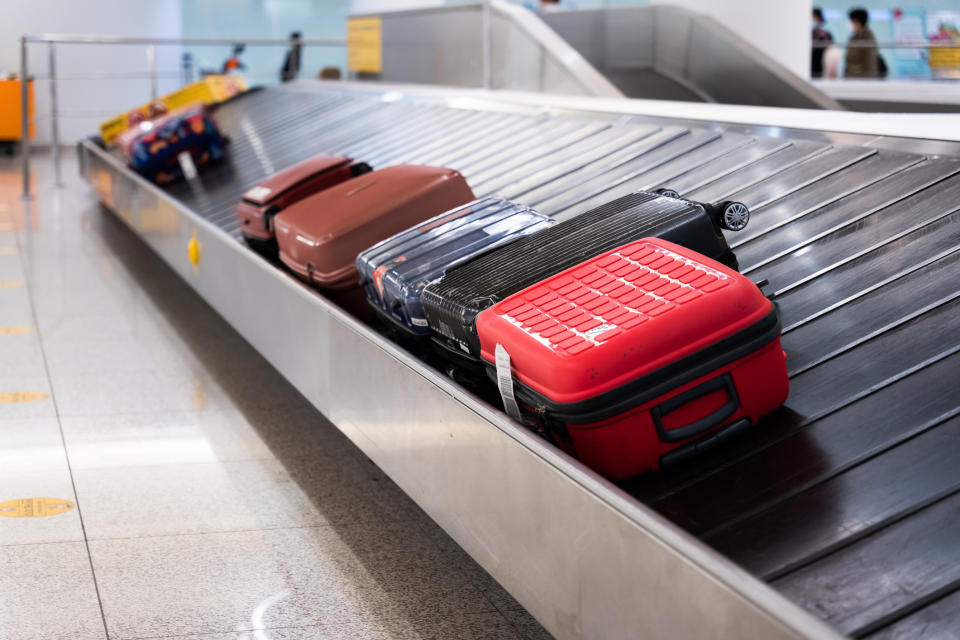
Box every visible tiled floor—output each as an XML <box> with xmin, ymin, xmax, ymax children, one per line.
<box><xmin>0</xmin><ymin>153</ymin><xmax>553</xmax><ymax>640</ymax></box>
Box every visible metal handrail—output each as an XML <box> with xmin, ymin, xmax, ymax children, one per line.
<box><xmin>23</xmin><ymin>34</ymin><xmax>345</xmax><ymax>46</ymax></box>
<box><xmin>19</xmin><ymin>34</ymin><xmax>348</xmax><ymax>199</ymax></box>
<box><xmin>812</xmin><ymin>41</ymin><xmax>960</xmax><ymax>48</ymax></box>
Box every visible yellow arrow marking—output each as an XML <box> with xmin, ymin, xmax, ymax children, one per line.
<box><xmin>0</xmin><ymin>497</ymin><xmax>75</xmax><ymax>518</ymax></box>
<box><xmin>0</xmin><ymin>326</ymin><xmax>34</xmax><ymax>335</ymax></box>
<box><xmin>0</xmin><ymin>391</ymin><xmax>49</xmax><ymax>403</ymax></box>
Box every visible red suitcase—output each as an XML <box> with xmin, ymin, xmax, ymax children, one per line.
<box><xmin>476</xmin><ymin>237</ymin><xmax>788</xmax><ymax>480</ymax></box>
<box><xmin>274</xmin><ymin>165</ymin><xmax>475</xmax><ymax>291</ymax></box>
<box><xmin>236</xmin><ymin>155</ymin><xmax>371</xmax><ymax>255</ymax></box>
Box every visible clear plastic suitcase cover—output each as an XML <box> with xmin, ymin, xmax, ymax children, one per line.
<box><xmin>357</xmin><ymin>197</ymin><xmax>554</xmax><ymax>336</ymax></box>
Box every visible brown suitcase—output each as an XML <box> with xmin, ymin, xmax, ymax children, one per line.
<box><xmin>275</xmin><ymin>165</ymin><xmax>476</xmax><ymax>291</ymax></box>
<box><xmin>236</xmin><ymin>155</ymin><xmax>371</xmax><ymax>255</ymax></box>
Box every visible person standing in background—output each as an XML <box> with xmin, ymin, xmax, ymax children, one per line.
<box><xmin>844</xmin><ymin>8</ymin><xmax>879</xmax><ymax>78</ymax></box>
<box><xmin>280</xmin><ymin>32</ymin><xmax>302</xmax><ymax>83</ymax></box>
<box><xmin>811</xmin><ymin>8</ymin><xmax>833</xmax><ymax>78</ymax></box>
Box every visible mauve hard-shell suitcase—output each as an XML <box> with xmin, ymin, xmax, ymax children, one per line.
<box><xmin>274</xmin><ymin>165</ymin><xmax>475</xmax><ymax>291</ymax></box>
<box><xmin>421</xmin><ymin>190</ymin><xmax>749</xmax><ymax>366</ymax></box>
<box><xmin>236</xmin><ymin>155</ymin><xmax>372</xmax><ymax>255</ymax></box>
<box><xmin>476</xmin><ymin>237</ymin><xmax>786</xmax><ymax>480</ymax></box>
<box><xmin>356</xmin><ymin>197</ymin><xmax>554</xmax><ymax>339</ymax></box>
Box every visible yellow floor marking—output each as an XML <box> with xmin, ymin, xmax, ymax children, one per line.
<box><xmin>0</xmin><ymin>247</ymin><xmax>16</xmax><ymax>256</ymax></box>
<box><xmin>0</xmin><ymin>223</ymin><xmax>12</xmax><ymax>232</ymax></box>
<box><xmin>0</xmin><ymin>497</ymin><xmax>75</xmax><ymax>518</ymax></box>
<box><xmin>0</xmin><ymin>326</ymin><xmax>34</xmax><ymax>335</ymax></box>
<box><xmin>0</xmin><ymin>391</ymin><xmax>49</xmax><ymax>403</ymax></box>
<box><xmin>0</xmin><ymin>281</ymin><xmax>24</xmax><ymax>288</ymax></box>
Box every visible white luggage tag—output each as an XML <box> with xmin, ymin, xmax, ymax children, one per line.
<box><xmin>495</xmin><ymin>343</ymin><xmax>523</xmax><ymax>421</ymax></box>
<box><xmin>177</xmin><ymin>152</ymin><xmax>199</xmax><ymax>180</ymax></box>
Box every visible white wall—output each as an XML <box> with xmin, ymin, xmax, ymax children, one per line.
<box><xmin>650</xmin><ymin>0</ymin><xmax>811</xmax><ymax>79</ymax></box>
<box><xmin>350</xmin><ymin>0</ymin><xmax>443</xmax><ymax>13</ymax></box>
<box><xmin>181</xmin><ymin>0</ymin><xmax>350</xmax><ymax>86</ymax></box>
<box><xmin>0</xmin><ymin>0</ymin><xmax>183</xmax><ymax>145</ymax></box>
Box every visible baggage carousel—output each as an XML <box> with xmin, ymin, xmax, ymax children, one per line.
<box><xmin>78</xmin><ymin>82</ymin><xmax>960</xmax><ymax>640</ymax></box>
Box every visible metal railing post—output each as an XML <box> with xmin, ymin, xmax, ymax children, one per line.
<box><xmin>20</xmin><ymin>36</ymin><xmax>31</xmax><ymax>200</ymax></box>
<box><xmin>146</xmin><ymin>44</ymin><xmax>158</xmax><ymax>100</ymax></box>
<box><xmin>482</xmin><ymin>0</ymin><xmax>492</xmax><ymax>90</ymax></box>
<box><xmin>48</xmin><ymin>42</ymin><xmax>63</xmax><ymax>188</ymax></box>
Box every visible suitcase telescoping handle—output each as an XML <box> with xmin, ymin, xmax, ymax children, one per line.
<box><xmin>652</xmin><ymin>374</ymin><xmax>740</xmax><ymax>444</ymax></box>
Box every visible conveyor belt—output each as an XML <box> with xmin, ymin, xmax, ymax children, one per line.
<box><xmin>98</xmin><ymin>84</ymin><xmax>960</xmax><ymax>638</ymax></box>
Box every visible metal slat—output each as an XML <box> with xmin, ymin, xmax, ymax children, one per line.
<box><xmin>737</xmin><ymin>160</ymin><xmax>960</xmax><ymax>275</ymax></box>
<box><xmin>493</xmin><ymin>123</ymin><xmax>661</xmax><ymax>199</ymax></box>
<box><xmin>720</xmin><ymin>146</ymin><xmax>877</xmax><ymax>211</ymax></box>
<box><xmin>729</xmin><ymin>152</ymin><xmax>922</xmax><ymax>249</ymax></box>
<box><xmin>683</xmin><ymin>140</ymin><xmax>830</xmax><ymax>203</ymax></box>
<box><xmin>542</xmin><ymin>128</ymin><xmax>722</xmax><ymax>217</ymax></box>
<box><xmin>708</xmin><ymin>411</ymin><xmax>960</xmax><ymax>582</ymax></box>
<box><xmin>773</xmin><ymin>488</ymin><xmax>960</xmax><ymax>636</ymax></box>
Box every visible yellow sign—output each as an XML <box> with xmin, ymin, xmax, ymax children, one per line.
<box><xmin>0</xmin><ymin>497</ymin><xmax>75</xmax><ymax>518</ymax></box>
<box><xmin>347</xmin><ymin>17</ymin><xmax>383</xmax><ymax>74</ymax></box>
<box><xmin>0</xmin><ymin>247</ymin><xmax>16</xmax><ymax>256</ymax></box>
<box><xmin>0</xmin><ymin>326</ymin><xmax>33</xmax><ymax>335</ymax></box>
<box><xmin>930</xmin><ymin>47</ymin><xmax>960</xmax><ymax>70</ymax></box>
<box><xmin>188</xmin><ymin>233</ymin><xmax>202</xmax><ymax>268</ymax></box>
<box><xmin>0</xmin><ymin>391</ymin><xmax>49</xmax><ymax>403</ymax></box>
<box><xmin>0</xmin><ymin>280</ymin><xmax>24</xmax><ymax>288</ymax></box>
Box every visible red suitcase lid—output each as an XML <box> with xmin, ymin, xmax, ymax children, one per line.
<box><xmin>478</xmin><ymin>238</ymin><xmax>774</xmax><ymax>405</ymax></box>
<box><xmin>242</xmin><ymin>155</ymin><xmax>352</xmax><ymax>205</ymax></box>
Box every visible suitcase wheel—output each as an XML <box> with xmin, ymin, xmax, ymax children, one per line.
<box><xmin>719</xmin><ymin>201</ymin><xmax>750</xmax><ymax>231</ymax></box>
<box><xmin>655</xmin><ymin>187</ymin><xmax>681</xmax><ymax>199</ymax></box>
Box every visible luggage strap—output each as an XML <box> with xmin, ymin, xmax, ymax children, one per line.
<box><xmin>494</xmin><ymin>344</ymin><xmax>523</xmax><ymax>421</ymax></box>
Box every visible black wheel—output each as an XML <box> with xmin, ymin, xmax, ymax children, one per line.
<box><xmin>720</xmin><ymin>201</ymin><xmax>750</xmax><ymax>231</ymax></box>
<box><xmin>655</xmin><ymin>188</ymin><xmax>680</xmax><ymax>199</ymax></box>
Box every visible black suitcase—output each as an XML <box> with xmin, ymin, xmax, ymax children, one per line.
<box><xmin>420</xmin><ymin>189</ymin><xmax>749</xmax><ymax>366</ymax></box>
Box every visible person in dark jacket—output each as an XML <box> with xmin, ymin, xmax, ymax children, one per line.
<box><xmin>844</xmin><ymin>8</ymin><xmax>879</xmax><ymax>78</ymax></box>
<box><xmin>811</xmin><ymin>8</ymin><xmax>833</xmax><ymax>78</ymax></box>
<box><xmin>280</xmin><ymin>32</ymin><xmax>302</xmax><ymax>83</ymax></box>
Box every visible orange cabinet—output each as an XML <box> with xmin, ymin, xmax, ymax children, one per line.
<box><xmin>0</xmin><ymin>79</ymin><xmax>35</xmax><ymax>141</ymax></box>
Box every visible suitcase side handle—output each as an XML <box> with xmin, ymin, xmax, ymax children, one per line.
<box><xmin>652</xmin><ymin>374</ymin><xmax>739</xmax><ymax>444</ymax></box>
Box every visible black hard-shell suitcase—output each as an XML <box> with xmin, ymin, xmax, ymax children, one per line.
<box><xmin>420</xmin><ymin>189</ymin><xmax>749</xmax><ymax>366</ymax></box>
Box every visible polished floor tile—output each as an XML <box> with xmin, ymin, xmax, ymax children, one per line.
<box><xmin>0</xmin><ymin>542</ymin><xmax>106</xmax><ymax>640</ymax></box>
<box><xmin>0</xmin><ymin>332</ymin><xmax>47</xmax><ymax>378</ymax></box>
<box><xmin>0</xmin><ymin>468</ymin><xmax>82</xmax><ymax>546</ymax></box>
<box><xmin>0</xmin><ymin>417</ymin><xmax>67</xmax><ymax>474</ymax></box>
<box><xmin>49</xmin><ymin>369</ymin><xmax>235</xmax><ymax>418</ymax></box>
<box><xmin>60</xmin><ymin>406</ymin><xmax>363</xmax><ymax>469</ymax></box>
<box><xmin>89</xmin><ymin>525</ymin><xmax>495</xmax><ymax>639</ymax></box>
<box><xmin>0</xmin><ymin>374</ymin><xmax>56</xmax><ymax>421</ymax></box>
<box><xmin>73</xmin><ymin>454</ymin><xmax>423</xmax><ymax>539</ymax></box>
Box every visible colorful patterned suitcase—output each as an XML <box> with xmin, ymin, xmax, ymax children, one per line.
<box><xmin>421</xmin><ymin>190</ymin><xmax>749</xmax><ymax>367</ymax></box>
<box><xmin>126</xmin><ymin>104</ymin><xmax>227</xmax><ymax>185</ymax></box>
<box><xmin>236</xmin><ymin>155</ymin><xmax>372</xmax><ymax>255</ymax></box>
<box><xmin>274</xmin><ymin>165</ymin><xmax>475</xmax><ymax>291</ymax></box>
<box><xmin>476</xmin><ymin>237</ymin><xmax>786</xmax><ymax>480</ymax></box>
<box><xmin>356</xmin><ymin>197</ymin><xmax>554</xmax><ymax>339</ymax></box>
